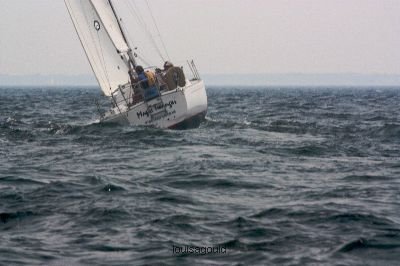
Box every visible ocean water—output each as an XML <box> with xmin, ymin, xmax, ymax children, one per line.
<box><xmin>1</xmin><ymin>86</ymin><xmax>400</xmax><ymax>265</ymax></box>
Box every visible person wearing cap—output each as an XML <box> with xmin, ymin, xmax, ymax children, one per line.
<box><xmin>136</xmin><ymin>65</ymin><xmax>159</xmax><ymax>100</ymax></box>
<box><xmin>128</xmin><ymin>66</ymin><xmax>145</xmax><ymax>105</ymax></box>
<box><xmin>162</xmin><ymin>61</ymin><xmax>186</xmax><ymax>90</ymax></box>
<box><xmin>161</xmin><ymin>61</ymin><xmax>174</xmax><ymax>90</ymax></box>
<box><xmin>133</xmin><ymin>65</ymin><xmax>148</xmax><ymax>88</ymax></box>
<box><xmin>163</xmin><ymin>61</ymin><xmax>174</xmax><ymax>71</ymax></box>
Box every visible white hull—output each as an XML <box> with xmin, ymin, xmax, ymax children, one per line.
<box><xmin>101</xmin><ymin>80</ymin><xmax>207</xmax><ymax>128</ymax></box>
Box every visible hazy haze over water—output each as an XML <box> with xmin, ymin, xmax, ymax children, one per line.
<box><xmin>0</xmin><ymin>0</ymin><xmax>399</xmax><ymax>77</ymax></box>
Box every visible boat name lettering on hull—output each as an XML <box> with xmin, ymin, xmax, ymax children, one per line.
<box><xmin>145</xmin><ymin>110</ymin><xmax>177</xmax><ymax>125</ymax></box>
<box><xmin>136</xmin><ymin>100</ymin><xmax>177</xmax><ymax>119</ymax></box>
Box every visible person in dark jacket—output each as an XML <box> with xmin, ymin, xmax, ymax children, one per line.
<box><xmin>135</xmin><ymin>65</ymin><xmax>149</xmax><ymax>89</ymax></box>
<box><xmin>163</xmin><ymin>61</ymin><xmax>174</xmax><ymax>71</ymax></box>
<box><xmin>135</xmin><ymin>65</ymin><xmax>159</xmax><ymax>100</ymax></box>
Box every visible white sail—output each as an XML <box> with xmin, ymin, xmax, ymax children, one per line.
<box><xmin>65</xmin><ymin>0</ymin><xmax>131</xmax><ymax>96</ymax></box>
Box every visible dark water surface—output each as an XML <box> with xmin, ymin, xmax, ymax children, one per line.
<box><xmin>1</xmin><ymin>87</ymin><xmax>400</xmax><ymax>265</ymax></box>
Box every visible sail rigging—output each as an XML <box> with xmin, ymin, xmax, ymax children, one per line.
<box><xmin>64</xmin><ymin>0</ymin><xmax>207</xmax><ymax>129</ymax></box>
<box><xmin>120</xmin><ymin>0</ymin><xmax>169</xmax><ymax>66</ymax></box>
<box><xmin>64</xmin><ymin>0</ymin><xmax>132</xmax><ymax>96</ymax></box>
<box><xmin>65</xmin><ymin>0</ymin><xmax>171</xmax><ymax>95</ymax></box>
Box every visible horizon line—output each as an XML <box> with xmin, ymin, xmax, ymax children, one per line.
<box><xmin>2</xmin><ymin>72</ymin><xmax>400</xmax><ymax>77</ymax></box>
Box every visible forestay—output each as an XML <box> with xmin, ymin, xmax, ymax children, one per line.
<box><xmin>65</xmin><ymin>0</ymin><xmax>131</xmax><ymax>96</ymax></box>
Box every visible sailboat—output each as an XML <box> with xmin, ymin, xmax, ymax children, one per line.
<box><xmin>64</xmin><ymin>0</ymin><xmax>207</xmax><ymax>129</ymax></box>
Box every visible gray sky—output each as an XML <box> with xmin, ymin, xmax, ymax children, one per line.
<box><xmin>1</xmin><ymin>0</ymin><xmax>399</xmax><ymax>76</ymax></box>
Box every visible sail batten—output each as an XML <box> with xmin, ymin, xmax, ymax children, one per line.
<box><xmin>64</xmin><ymin>0</ymin><xmax>131</xmax><ymax>96</ymax></box>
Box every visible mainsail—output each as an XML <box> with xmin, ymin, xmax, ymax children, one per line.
<box><xmin>65</xmin><ymin>0</ymin><xmax>132</xmax><ymax>96</ymax></box>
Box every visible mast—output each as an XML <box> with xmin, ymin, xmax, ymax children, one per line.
<box><xmin>108</xmin><ymin>0</ymin><xmax>137</xmax><ymax>71</ymax></box>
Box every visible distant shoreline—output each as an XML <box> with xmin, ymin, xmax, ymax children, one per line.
<box><xmin>1</xmin><ymin>73</ymin><xmax>400</xmax><ymax>87</ymax></box>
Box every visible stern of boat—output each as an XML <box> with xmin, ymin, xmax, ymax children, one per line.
<box><xmin>100</xmin><ymin>60</ymin><xmax>207</xmax><ymax>129</ymax></box>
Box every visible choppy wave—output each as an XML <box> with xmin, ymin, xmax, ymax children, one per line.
<box><xmin>1</xmin><ymin>86</ymin><xmax>400</xmax><ymax>265</ymax></box>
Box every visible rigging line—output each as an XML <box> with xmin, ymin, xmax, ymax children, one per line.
<box><xmin>109</xmin><ymin>0</ymin><xmax>136</xmax><ymax>69</ymax></box>
<box><xmin>121</xmin><ymin>2</ymin><xmax>138</xmax><ymax>42</ymax></box>
<box><xmin>121</xmin><ymin>1</ymin><xmax>151</xmax><ymax>63</ymax></box>
<box><xmin>128</xmin><ymin>0</ymin><xmax>166</xmax><ymax>62</ymax></box>
<box><xmin>136</xmin><ymin>54</ymin><xmax>152</xmax><ymax>68</ymax></box>
<box><xmin>130</xmin><ymin>0</ymin><xmax>165</xmax><ymax>62</ymax></box>
<box><xmin>122</xmin><ymin>1</ymin><xmax>148</xmax><ymax>53</ymax></box>
<box><xmin>122</xmin><ymin>1</ymin><xmax>156</xmax><ymax>66</ymax></box>
<box><xmin>108</xmin><ymin>0</ymin><xmax>129</xmax><ymax>47</ymax></box>
<box><xmin>145</xmin><ymin>0</ymin><xmax>170</xmax><ymax>60</ymax></box>
<box><xmin>128</xmin><ymin>0</ymin><xmax>146</xmax><ymax>29</ymax></box>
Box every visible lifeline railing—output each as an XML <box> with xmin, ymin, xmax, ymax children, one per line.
<box><xmin>106</xmin><ymin>60</ymin><xmax>201</xmax><ymax>116</ymax></box>
<box><xmin>187</xmin><ymin>60</ymin><xmax>201</xmax><ymax>80</ymax></box>
<box><xmin>110</xmin><ymin>78</ymin><xmax>161</xmax><ymax>115</ymax></box>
